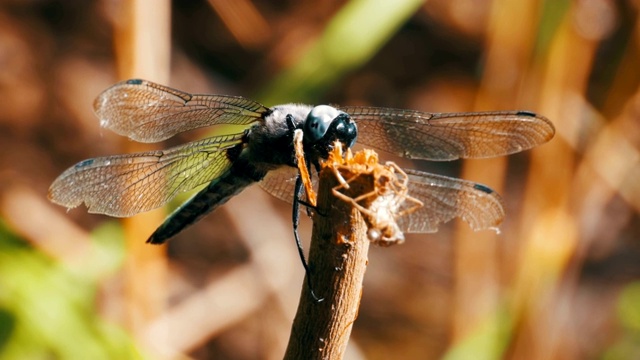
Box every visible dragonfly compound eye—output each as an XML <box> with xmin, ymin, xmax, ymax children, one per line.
<box><xmin>304</xmin><ymin>105</ymin><xmax>343</xmax><ymax>142</ymax></box>
<box><xmin>333</xmin><ymin>115</ymin><xmax>357</xmax><ymax>148</ymax></box>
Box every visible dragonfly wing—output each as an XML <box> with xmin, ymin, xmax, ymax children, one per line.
<box><xmin>260</xmin><ymin>166</ymin><xmax>319</xmax><ymax>204</ymax></box>
<box><xmin>94</xmin><ymin>79</ymin><xmax>269</xmax><ymax>142</ymax></box>
<box><xmin>48</xmin><ymin>133</ymin><xmax>244</xmax><ymax>217</ymax></box>
<box><xmin>260</xmin><ymin>165</ymin><xmax>504</xmax><ymax>233</ymax></box>
<box><xmin>397</xmin><ymin>169</ymin><xmax>505</xmax><ymax>233</ymax></box>
<box><xmin>259</xmin><ymin>167</ymin><xmax>298</xmax><ymax>204</ymax></box>
<box><xmin>341</xmin><ymin>107</ymin><xmax>555</xmax><ymax>160</ymax></box>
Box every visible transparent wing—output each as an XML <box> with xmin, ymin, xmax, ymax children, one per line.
<box><xmin>94</xmin><ymin>79</ymin><xmax>269</xmax><ymax>143</ymax></box>
<box><xmin>48</xmin><ymin>133</ymin><xmax>244</xmax><ymax>217</ymax></box>
<box><xmin>259</xmin><ymin>166</ymin><xmax>319</xmax><ymax>204</ymax></box>
<box><xmin>397</xmin><ymin>169</ymin><xmax>505</xmax><ymax>233</ymax></box>
<box><xmin>260</xmin><ymin>166</ymin><xmax>504</xmax><ymax>234</ymax></box>
<box><xmin>340</xmin><ymin>107</ymin><xmax>555</xmax><ymax>160</ymax></box>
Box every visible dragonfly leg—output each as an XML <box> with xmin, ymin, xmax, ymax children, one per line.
<box><xmin>293</xmin><ymin>172</ymin><xmax>324</xmax><ymax>302</ymax></box>
<box><xmin>298</xmin><ymin>199</ymin><xmax>326</xmax><ymax>217</ymax></box>
<box><xmin>292</xmin><ymin>129</ymin><xmax>317</xmax><ymax>207</ymax></box>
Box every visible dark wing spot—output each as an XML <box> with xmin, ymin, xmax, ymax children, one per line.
<box><xmin>126</xmin><ymin>79</ymin><xmax>143</xmax><ymax>85</ymax></box>
<box><xmin>473</xmin><ymin>183</ymin><xmax>494</xmax><ymax>194</ymax></box>
<box><xmin>516</xmin><ymin>110</ymin><xmax>537</xmax><ymax>117</ymax></box>
<box><xmin>75</xmin><ymin>158</ymin><xmax>95</xmax><ymax>168</ymax></box>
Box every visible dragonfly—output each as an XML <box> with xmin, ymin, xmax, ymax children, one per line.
<box><xmin>49</xmin><ymin>79</ymin><xmax>555</xmax><ymax>249</ymax></box>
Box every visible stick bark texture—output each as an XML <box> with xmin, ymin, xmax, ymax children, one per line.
<box><xmin>284</xmin><ymin>152</ymin><xmax>376</xmax><ymax>359</ymax></box>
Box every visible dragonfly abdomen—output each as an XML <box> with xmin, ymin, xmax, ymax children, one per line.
<box><xmin>146</xmin><ymin>159</ymin><xmax>268</xmax><ymax>244</ymax></box>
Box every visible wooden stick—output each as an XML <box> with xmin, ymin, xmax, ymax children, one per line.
<box><xmin>284</xmin><ymin>149</ymin><xmax>376</xmax><ymax>359</ymax></box>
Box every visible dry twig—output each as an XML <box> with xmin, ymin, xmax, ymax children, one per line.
<box><xmin>285</xmin><ymin>144</ymin><xmax>421</xmax><ymax>359</ymax></box>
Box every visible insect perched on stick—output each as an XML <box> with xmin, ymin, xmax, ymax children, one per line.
<box><xmin>48</xmin><ymin>78</ymin><xmax>555</xmax><ymax>256</ymax></box>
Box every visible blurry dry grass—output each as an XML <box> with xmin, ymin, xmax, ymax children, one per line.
<box><xmin>0</xmin><ymin>0</ymin><xmax>639</xmax><ymax>359</ymax></box>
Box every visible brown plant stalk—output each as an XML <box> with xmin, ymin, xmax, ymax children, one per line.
<box><xmin>285</xmin><ymin>146</ymin><xmax>414</xmax><ymax>359</ymax></box>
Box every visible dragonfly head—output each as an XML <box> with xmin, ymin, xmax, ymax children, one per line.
<box><xmin>304</xmin><ymin>105</ymin><xmax>357</xmax><ymax>158</ymax></box>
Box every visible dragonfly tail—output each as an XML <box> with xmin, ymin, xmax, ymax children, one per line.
<box><xmin>146</xmin><ymin>171</ymin><xmax>258</xmax><ymax>244</ymax></box>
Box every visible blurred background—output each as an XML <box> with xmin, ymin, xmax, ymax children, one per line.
<box><xmin>0</xmin><ymin>0</ymin><xmax>639</xmax><ymax>359</ymax></box>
